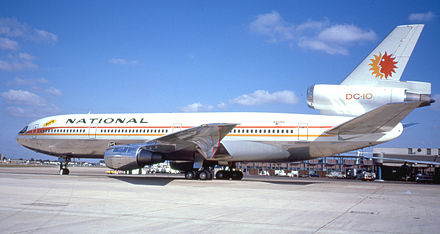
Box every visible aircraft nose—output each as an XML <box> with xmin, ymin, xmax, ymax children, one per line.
<box><xmin>16</xmin><ymin>134</ymin><xmax>23</xmax><ymax>145</ymax></box>
<box><xmin>17</xmin><ymin>125</ymin><xmax>29</xmax><ymax>146</ymax></box>
<box><xmin>16</xmin><ymin>133</ymin><xmax>26</xmax><ymax>147</ymax></box>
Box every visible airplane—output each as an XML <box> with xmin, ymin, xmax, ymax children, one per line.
<box><xmin>17</xmin><ymin>24</ymin><xmax>434</xmax><ymax>180</ymax></box>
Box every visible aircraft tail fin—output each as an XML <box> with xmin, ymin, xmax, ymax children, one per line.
<box><xmin>306</xmin><ymin>24</ymin><xmax>433</xmax><ymax>116</ymax></box>
<box><xmin>341</xmin><ymin>24</ymin><xmax>424</xmax><ymax>86</ymax></box>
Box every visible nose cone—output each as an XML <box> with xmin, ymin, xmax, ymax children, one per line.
<box><xmin>16</xmin><ymin>134</ymin><xmax>23</xmax><ymax>145</ymax></box>
<box><xmin>17</xmin><ymin>125</ymin><xmax>30</xmax><ymax>148</ymax></box>
<box><xmin>16</xmin><ymin>133</ymin><xmax>28</xmax><ymax>149</ymax></box>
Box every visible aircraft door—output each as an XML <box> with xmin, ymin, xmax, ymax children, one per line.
<box><xmin>33</xmin><ymin>124</ymin><xmax>39</xmax><ymax>139</ymax></box>
<box><xmin>298</xmin><ymin>123</ymin><xmax>308</xmax><ymax>141</ymax></box>
<box><xmin>88</xmin><ymin>124</ymin><xmax>98</xmax><ymax>139</ymax></box>
<box><xmin>172</xmin><ymin>123</ymin><xmax>182</xmax><ymax>133</ymax></box>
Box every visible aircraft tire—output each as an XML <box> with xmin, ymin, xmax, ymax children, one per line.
<box><xmin>59</xmin><ymin>169</ymin><xmax>69</xmax><ymax>175</ymax></box>
<box><xmin>231</xmin><ymin>171</ymin><xmax>243</xmax><ymax>180</ymax></box>
<box><xmin>223</xmin><ymin>171</ymin><xmax>232</xmax><ymax>180</ymax></box>
<box><xmin>216</xmin><ymin>170</ymin><xmax>225</xmax><ymax>180</ymax></box>
<box><xmin>205</xmin><ymin>170</ymin><xmax>213</xmax><ymax>180</ymax></box>
<box><xmin>185</xmin><ymin>171</ymin><xmax>195</xmax><ymax>180</ymax></box>
<box><xmin>199</xmin><ymin>171</ymin><xmax>208</xmax><ymax>180</ymax></box>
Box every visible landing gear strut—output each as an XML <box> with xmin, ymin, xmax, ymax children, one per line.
<box><xmin>59</xmin><ymin>157</ymin><xmax>70</xmax><ymax>175</ymax></box>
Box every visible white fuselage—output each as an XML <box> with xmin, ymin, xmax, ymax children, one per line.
<box><xmin>16</xmin><ymin>112</ymin><xmax>403</xmax><ymax>162</ymax></box>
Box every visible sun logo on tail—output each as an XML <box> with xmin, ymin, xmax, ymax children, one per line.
<box><xmin>369</xmin><ymin>52</ymin><xmax>398</xmax><ymax>79</ymax></box>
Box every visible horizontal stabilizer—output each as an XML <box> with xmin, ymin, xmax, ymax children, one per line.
<box><xmin>325</xmin><ymin>102</ymin><xmax>421</xmax><ymax>135</ymax></box>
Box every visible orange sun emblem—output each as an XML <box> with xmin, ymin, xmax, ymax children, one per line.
<box><xmin>369</xmin><ymin>52</ymin><xmax>398</xmax><ymax>79</ymax></box>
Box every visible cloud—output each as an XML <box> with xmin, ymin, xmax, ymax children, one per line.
<box><xmin>0</xmin><ymin>18</ymin><xmax>58</xmax><ymax>42</ymax></box>
<box><xmin>5</xmin><ymin>77</ymin><xmax>49</xmax><ymax>86</ymax></box>
<box><xmin>179</xmin><ymin>102</ymin><xmax>214</xmax><ymax>112</ymax></box>
<box><xmin>296</xmin><ymin>19</ymin><xmax>330</xmax><ymax>32</ymax></box>
<box><xmin>4</xmin><ymin>105</ymin><xmax>61</xmax><ymax>118</ymax></box>
<box><xmin>230</xmin><ymin>90</ymin><xmax>298</xmax><ymax>106</ymax></box>
<box><xmin>0</xmin><ymin>37</ymin><xmax>18</xmax><ymax>50</ymax></box>
<box><xmin>250</xmin><ymin>11</ymin><xmax>376</xmax><ymax>55</ymax></box>
<box><xmin>409</xmin><ymin>11</ymin><xmax>436</xmax><ymax>22</ymax></box>
<box><xmin>431</xmin><ymin>94</ymin><xmax>440</xmax><ymax>111</ymax></box>
<box><xmin>250</xmin><ymin>11</ymin><xmax>294</xmax><ymax>42</ymax></box>
<box><xmin>46</xmin><ymin>87</ymin><xmax>62</xmax><ymax>96</ymax></box>
<box><xmin>317</xmin><ymin>25</ymin><xmax>376</xmax><ymax>43</ymax></box>
<box><xmin>217</xmin><ymin>102</ymin><xmax>227</xmax><ymax>109</ymax></box>
<box><xmin>298</xmin><ymin>38</ymin><xmax>348</xmax><ymax>55</ymax></box>
<box><xmin>1</xmin><ymin>89</ymin><xmax>45</xmax><ymax>106</ymax></box>
<box><xmin>108</xmin><ymin>58</ymin><xmax>139</xmax><ymax>65</ymax></box>
<box><xmin>34</xmin><ymin>29</ymin><xmax>58</xmax><ymax>42</ymax></box>
<box><xmin>0</xmin><ymin>89</ymin><xmax>61</xmax><ymax>117</ymax></box>
<box><xmin>0</xmin><ymin>53</ymin><xmax>38</xmax><ymax>71</ymax></box>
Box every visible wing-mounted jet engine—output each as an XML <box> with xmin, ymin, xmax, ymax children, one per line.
<box><xmin>104</xmin><ymin>144</ymin><xmax>164</xmax><ymax>170</ymax></box>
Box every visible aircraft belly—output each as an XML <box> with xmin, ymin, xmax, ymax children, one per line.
<box><xmin>222</xmin><ymin>141</ymin><xmax>290</xmax><ymax>161</ymax></box>
<box><xmin>222</xmin><ymin>140</ymin><xmax>384</xmax><ymax>162</ymax></box>
<box><xmin>23</xmin><ymin>138</ymin><xmax>146</xmax><ymax>158</ymax></box>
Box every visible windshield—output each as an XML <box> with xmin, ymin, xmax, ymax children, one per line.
<box><xmin>18</xmin><ymin>126</ymin><xmax>28</xmax><ymax>134</ymax></box>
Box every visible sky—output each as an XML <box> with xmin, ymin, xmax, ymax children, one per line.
<box><xmin>0</xmin><ymin>0</ymin><xmax>439</xmax><ymax>160</ymax></box>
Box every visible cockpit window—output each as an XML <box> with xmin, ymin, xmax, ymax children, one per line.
<box><xmin>19</xmin><ymin>126</ymin><xmax>28</xmax><ymax>134</ymax></box>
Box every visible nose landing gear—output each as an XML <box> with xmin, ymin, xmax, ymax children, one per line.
<box><xmin>58</xmin><ymin>157</ymin><xmax>70</xmax><ymax>175</ymax></box>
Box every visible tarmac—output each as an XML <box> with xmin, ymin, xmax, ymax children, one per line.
<box><xmin>0</xmin><ymin>166</ymin><xmax>439</xmax><ymax>233</ymax></box>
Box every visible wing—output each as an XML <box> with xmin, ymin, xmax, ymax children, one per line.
<box><xmin>325</xmin><ymin>101</ymin><xmax>422</xmax><ymax>135</ymax></box>
<box><xmin>142</xmin><ymin>123</ymin><xmax>237</xmax><ymax>159</ymax></box>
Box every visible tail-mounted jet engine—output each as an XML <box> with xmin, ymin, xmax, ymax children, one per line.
<box><xmin>104</xmin><ymin>145</ymin><xmax>163</xmax><ymax>170</ymax></box>
<box><xmin>307</xmin><ymin>82</ymin><xmax>433</xmax><ymax>116</ymax></box>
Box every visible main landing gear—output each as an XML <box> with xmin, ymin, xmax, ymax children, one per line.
<box><xmin>59</xmin><ymin>157</ymin><xmax>70</xmax><ymax>175</ymax></box>
<box><xmin>215</xmin><ymin>169</ymin><xmax>243</xmax><ymax>180</ymax></box>
<box><xmin>184</xmin><ymin>168</ymin><xmax>243</xmax><ymax>180</ymax></box>
<box><xmin>185</xmin><ymin>168</ymin><xmax>213</xmax><ymax>181</ymax></box>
